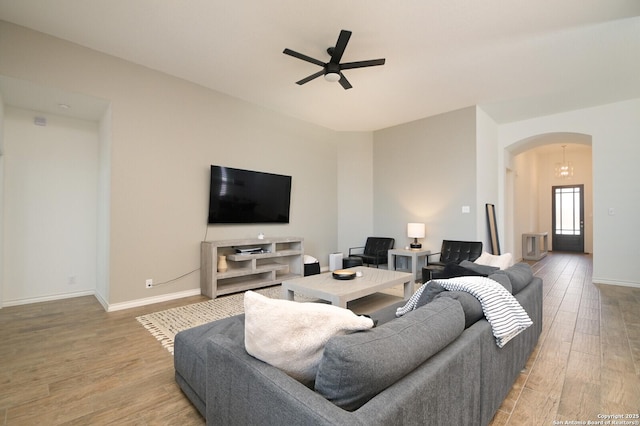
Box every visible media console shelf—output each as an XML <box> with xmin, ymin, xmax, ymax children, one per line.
<box><xmin>201</xmin><ymin>237</ymin><xmax>304</xmax><ymax>298</ymax></box>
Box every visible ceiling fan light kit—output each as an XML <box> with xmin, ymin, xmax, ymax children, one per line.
<box><xmin>283</xmin><ymin>30</ymin><xmax>385</xmax><ymax>90</ymax></box>
<box><xmin>324</xmin><ymin>72</ymin><xmax>341</xmax><ymax>82</ymax></box>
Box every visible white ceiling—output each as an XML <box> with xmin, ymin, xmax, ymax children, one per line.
<box><xmin>1</xmin><ymin>0</ymin><xmax>639</xmax><ymax>131</ymax></box>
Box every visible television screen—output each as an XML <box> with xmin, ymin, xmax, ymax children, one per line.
<box><xmin>208</xmin><ymin>165</ymin><xmax>292</xmax><ymax>224</ymax></box>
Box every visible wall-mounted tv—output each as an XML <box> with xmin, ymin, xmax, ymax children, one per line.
<box><xmin>208</xmin><ymin>165</ymin><xmax>292</xmax><ymax>224</ymax></box>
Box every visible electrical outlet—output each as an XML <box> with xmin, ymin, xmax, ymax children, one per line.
<box><xmin>145</xmin><ymin>279</ymin><xmax>153</xmax><ymax>289</ymax></box>
<box><xmin>68</xmin><ymin>275</ymin><xmax>77</xmax><ymax>285</ymax></box>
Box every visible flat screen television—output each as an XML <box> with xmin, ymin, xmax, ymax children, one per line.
<box><xmin>208</xmin><ymin>165</ymin><xmax>292</xmax><ymax>224</ymax></box>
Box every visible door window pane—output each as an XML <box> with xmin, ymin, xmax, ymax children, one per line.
<box><xmin>554</xmin><ymin>187</ymin><xmax>581</xmax><ymax>236</ymax></box>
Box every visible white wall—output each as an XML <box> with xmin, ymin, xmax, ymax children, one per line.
<box><xmin>3</xmin><ymin>107</ymin><xmax>98</xmax><ymax>304</ymax></box>
<box><xmin>0</xmin><ymin>21</ymin><xmax>352</xmax><ymax>308</ymax></box>
<box><xmin>511</xmin><ymin>150</ymin><xmax>540</xmax><ymax>260</ymax></box>
<box><xmin>337</xmin><ymin>132</ymin><xmax>374</xmax><ymax>255</ymax></box>
<box><xmin>476</xmin><ymin>107</ymin><xmax>500</xmax><ymax>251</ymax></box>
<box><xmin>499</xmin><ymin>99</ymin><xmax>640</xmax><ymax>287</ymax></box>
<box><xmin>372</xmin><ymin>107</ymin><xmax>478</xmax><ymax>253</ymax></box>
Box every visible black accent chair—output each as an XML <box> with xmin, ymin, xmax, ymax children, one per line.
<box><xmin>422</xmin><ymin>240</ymin><xmax>483</xmax><ymax>282</ymax></box>
<box><xmin>348</xmin><ymin>237</ymin><xmax>395</xmax><ymax>268</ymax></box>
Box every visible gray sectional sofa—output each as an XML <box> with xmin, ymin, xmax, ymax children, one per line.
<box><xmin>174</xmin><ymin>262</ymin><xmax>542</xmax><ymax>425</ymax></box>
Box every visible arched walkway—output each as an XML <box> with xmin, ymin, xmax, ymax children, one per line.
<box><xmin>503</xmin><ymin>132</ymin><xmax>593</xmax><ymax>260</ymax></box>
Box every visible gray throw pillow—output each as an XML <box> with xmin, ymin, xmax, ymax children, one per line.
<box><xmin>493</xmin><ymin>263</ymin><xmax>533</xmax><ymax>294</ymax></box>
<box><xmin>434</xmin><ymin>291</ymin><xmax>483</xmax><ymax>328</ymax></box>
<box><xmin>488</xmin><ymin>273</ymin><xmax>513</xmax><ymax>294</ymax></box>
<box><xmin>459</xmin><ymin>260</ymin><xmax>499</xmax><ymax>275</ymax></box>
<box><xmin>415</xmin><ymin>281</ymin><xmax>447</xmax><ymax>308</ymax></box>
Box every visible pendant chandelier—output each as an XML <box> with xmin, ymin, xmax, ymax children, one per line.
<box><xmin>554</xmin><ymin>145</ymin><xmax>574</xmax><ymax>179</ymax></box>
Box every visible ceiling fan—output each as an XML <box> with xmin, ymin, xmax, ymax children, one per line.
<box><xmin>283</xmin><ymin>30</ymin><xmax>385</xmax><ymax>90</ymax></box>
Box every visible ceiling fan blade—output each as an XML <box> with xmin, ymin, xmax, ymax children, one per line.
<box><xmin>283</xmin><ymin>48</ymin><xmax>325</xmax><ymax>67</ymax></box>
<box><xmin>338</xmin><ymin>73</ymin><xmax>352</xmax><ymax>90</ymax></box>
<box><xmin>340</xmin><ymin>58</ymin><xmax>386</xmax><ymax>70</ymax></box>
<box><xmin>330</xmin><ymin>30</ymin><xmax>352</xmax><ymax>63</ymax></box>
<box><xmin>296</xmin><ymin>70</ymin><xmax>326</xmax><ymax>85</ymax></box>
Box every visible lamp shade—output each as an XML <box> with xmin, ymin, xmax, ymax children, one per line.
<box><xmin>407</xmin><ymin>223</ymin><xmax>425</xmax><ymax>238</ymax></box>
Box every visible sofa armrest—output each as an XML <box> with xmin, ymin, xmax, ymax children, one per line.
<box><xmin>206</xmin><ymin>335</ymin><xmax>360</xmax><ymax>426</ymax></box>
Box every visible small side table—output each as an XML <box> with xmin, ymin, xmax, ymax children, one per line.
<box><xmin>522</xmin><ymin>232</ymin><xmax>548</xmax><ymax>261</ymax></box>
<box><xmin>388</xmin><ymin>248</ymin><xmax>431</xmax><ymax>282</ymax></box>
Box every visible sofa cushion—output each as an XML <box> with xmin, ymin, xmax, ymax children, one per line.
<box><xmin>243</xmin><ymin>291</ymin><xmax>374</xmax><ymax>386</ymax></box>
<box><xmin>492</xmin><ymin>262</ymin><xmax>533</xmax><ymax>294</ymax></box>
<box><xmin>315</xmin><ymin>297</ymin><xmax>465</xmax><ymax>411</ymax></box>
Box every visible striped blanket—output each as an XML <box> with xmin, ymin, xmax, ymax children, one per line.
<box><xmin>397</xmin><ymin>276</ymin><xmax>532</xmax><ymax>348</ymax></box>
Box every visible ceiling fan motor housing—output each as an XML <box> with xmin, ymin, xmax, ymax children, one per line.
<box><xmin>325</xmin><ymin>62</ymin><xmax>341</xmax><ymax>81</ymax></box>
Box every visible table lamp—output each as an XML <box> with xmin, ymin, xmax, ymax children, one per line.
<box><xmin>407</xmin><ymin>223</ymin><xmax>425</xmax><ymax>249</ymax></box>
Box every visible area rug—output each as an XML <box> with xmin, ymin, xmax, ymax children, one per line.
<box><xmin>136</xmin><ymin>286</ymin><xmax>314</xmax><ymax>354</ymax></box>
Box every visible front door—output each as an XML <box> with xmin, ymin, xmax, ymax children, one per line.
<box><xmin>552</xmin><ymin>185</ymin><xmax>584</xmax><ymax>252</ymax></box>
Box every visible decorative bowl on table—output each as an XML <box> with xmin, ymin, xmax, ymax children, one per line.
<box><xmin>332</xmin><ymin>269</ymin><xmax>356</xmax><ymax>280</ymax></box>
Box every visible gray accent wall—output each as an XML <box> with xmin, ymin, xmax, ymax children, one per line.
<box><xmin>373</xmin><ymin>107</ymin><xmax>478</xmax><ymax>254</ymax></box>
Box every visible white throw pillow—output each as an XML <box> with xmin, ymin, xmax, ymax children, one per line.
<box><xmin>474</xmin><ymin>251</ymin><xmax>514</xmax><ymax>270</ymax></box>
<box><xmin>243</xmin><ymin>290</ymin><xmax>374</xmax><ymax>385</ymax></box>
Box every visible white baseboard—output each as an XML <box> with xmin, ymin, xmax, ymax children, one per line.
<box><xmin>1</xmin><ymin>290</ymin><xmax>95</xmax><ymax>308</ymax></box>
<box><xmin>1</xmin><ymin>288</ymin><xmax>204</xmax><ymax>312</ymax></box>
<box><xmin>592</xmin><ymin>277</ymin><xmax>640</xmax><ymax>289</ymax></box>
<box><xmin>94</xmin><ymin>291</ymin><xmax>109</xmax><ymax>311</ymax></box>
<box><xmin>105</xmin><ymin>288</ymin><xmax>202</xmax><ymax>312</ymax></box>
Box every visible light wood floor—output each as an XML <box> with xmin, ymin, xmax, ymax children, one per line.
<box><xmin>1</xmin><ymin>253</ymin><xmax>638</xmax><ymax>425</ymax></box>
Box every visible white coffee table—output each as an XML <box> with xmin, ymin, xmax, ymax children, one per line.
<box><xmin>388</xmin><ymin>248</ymin><xmax>431</xmax><ymax>282</ymax></box>
<box><xmin>281</xmin><ymin>266</ymin><xmax>414</xmax><ymax>309</ymax></box>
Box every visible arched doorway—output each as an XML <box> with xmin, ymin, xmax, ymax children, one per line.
<box><xmin>503</xmin><ymin>133</ymin><xmax>593</xmax><ymax>260</ymax></box>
